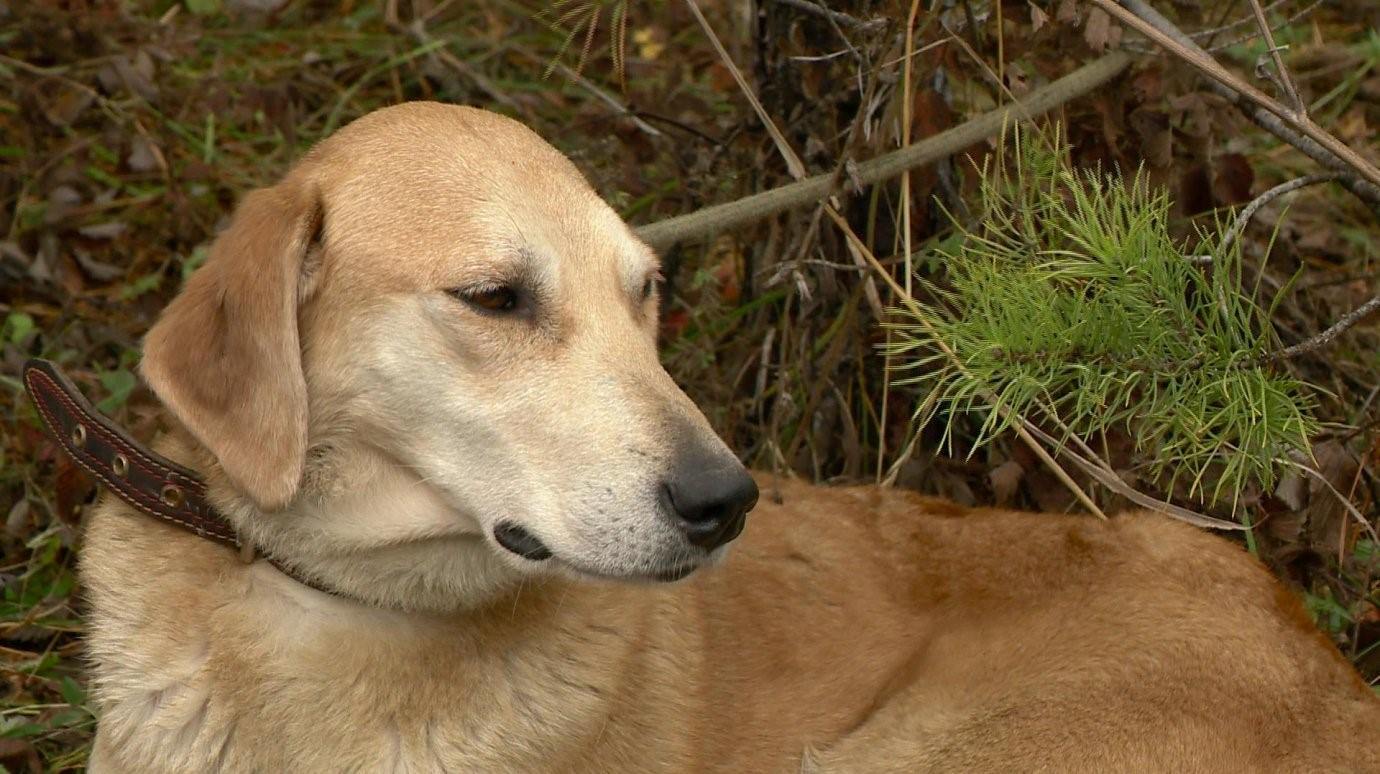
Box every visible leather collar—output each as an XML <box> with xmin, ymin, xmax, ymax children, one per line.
<box><xmin>23</xmin><ymin>358</ymin><xmax>342</xmax><ymax>598</ymax></box>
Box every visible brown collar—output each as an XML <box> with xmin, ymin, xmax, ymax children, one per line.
<box><xmin>23</xmin><ymin>358</ymin><xmax>341</xmax><ymax>598</ymax></box>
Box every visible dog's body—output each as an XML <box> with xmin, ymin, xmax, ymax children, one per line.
<box><xmin>77</xmin><ymin>103</ymin><xmax>1380</xmax><ymax>772</ymax></box>
<box><xmin>84</xmin><ymin>455</ymin><xmax>1380</xmax><ymax>772</ymax></box>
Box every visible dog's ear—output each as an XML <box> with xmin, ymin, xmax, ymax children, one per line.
<box><xmin>141</xmin><ymin>173</ymin><xmax>322</xmax><ymax>512</ymax></box>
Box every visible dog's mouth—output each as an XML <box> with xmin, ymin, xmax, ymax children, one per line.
<box><xmin>492</xmin><ymin>521</ymin><xmax>701</xmax><ymax>583</ymax></box>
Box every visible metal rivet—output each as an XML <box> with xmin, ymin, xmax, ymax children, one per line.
<box><xmin>70</xmin><ymin>424</ymin><xmax>87</xmax><ymax>448</ymax></box>
<box><xmin>161</xmin><ymin>484</ymin><xmax>184</xmax><ymax>508</ymax></box>
<box><xmin>112</xmin><ymin>454</ymin><xmax>129</xmax><ymax>477</ymax></box>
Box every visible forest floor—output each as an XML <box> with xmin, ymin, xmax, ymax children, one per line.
<box><xmin>3</xmin><ymin>0</ymin><xmax>1380</xmax><ymax>769</ymax></box>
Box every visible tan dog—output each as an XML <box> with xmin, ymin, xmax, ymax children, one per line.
<box><xmin>80</xmin><ymin>103</ymin><xmax>1379</xmax><ymax>772</ymax></box>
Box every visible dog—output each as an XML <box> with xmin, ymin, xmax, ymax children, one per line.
<box><xmin>72</xmin><ymin>102</ymin><xmax>1379</xmax><ymax>772</ymax></box>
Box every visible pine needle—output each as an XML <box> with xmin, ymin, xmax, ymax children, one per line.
<box><xmin>885</xmin><ymin>127</ymin><xmax>1320</xmax><ymax>509</ymax></box>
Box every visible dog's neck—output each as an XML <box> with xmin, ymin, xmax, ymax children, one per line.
<box><xmin>80</xmin><ymin>473</ymin><xmax>651</xmax><ymax>773</ymax></box>
<box><xmin>158</xmin><ymin>425</ymin><xmax>528</xmax><ymax>612</ymax></box>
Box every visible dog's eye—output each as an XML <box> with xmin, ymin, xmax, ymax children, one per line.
<box><xmin>641</xmin><ymin>272</ymin><xmax>662</xmax><ymax>301</ymax></box>
<box><xmin>450</xmin><ymin>285</ymin><xmax>519</xmax><ymax>313</ymax></box>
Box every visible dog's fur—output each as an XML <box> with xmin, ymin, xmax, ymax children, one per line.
<box><xmin>81</xmin><ymin>103</ymin><xmax>1380</xmax><ymax>772</ymax></box>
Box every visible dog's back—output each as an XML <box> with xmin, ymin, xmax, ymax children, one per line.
<box><xmin>698</xmin><ymin>476</ymin><xmax>1380</xmax><ymax>772</ymax></box>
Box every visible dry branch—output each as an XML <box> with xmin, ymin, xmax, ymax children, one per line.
<box><xmin>1220</xmin><ymin>172</ymin><xmax>1340</xmax><ymax>254</ymax></box>
<box><xmin>1245</xmin><ymin>0</ymin><xmax>1306</xmax><ymax>115</ymax></box>
<box><xmin>635</xmin><ymin>51</ymin><xmax>1133</xmax><ymax>251</ymax></box>
<box><xmin>1269</xmin><ymin>296</ymin><xmax>1380</xmax><ymax>364</ymax></box>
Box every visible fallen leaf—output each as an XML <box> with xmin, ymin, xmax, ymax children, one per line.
<box><xmin>43</xmin><ymin>185</ymin><xmax>83</xmax><ymax>225</ymax></box>
<box><xmin>127</xmin><ymin>135</ymin><xmax>162</xmax><ymax>173</ymax></box>
<box><xmin>74</xmin><ymin>249</ymin><xmax>125</xmax><ymax>280</ymax></box>
<box><xmin>1212</xmin><ymin>152</ymin><xmax>1254</xmax><ymax>206</ymax></box>
<box><xmin>1275</xmin><ymin>469</ymin><xmax>1306</xmax><ymax>511</ymax></box>
<box><xmin>1129</xmin><ymin>108</ymin><xmax>1171</xmax><ymax>168</ymax></box>
<box><xmin>1131</xmin><ymin>66</ymin><xmax>1162</xmax><ymax>102</ymax></box>
<box><xmin>1084</xmin><ymin>7</ymin><xmax>1114</xmax><ymax>52</ymax></box>
<box><xmin>1057</xmin><ymin>0</ymin><xmax>1080</xmax><ymax>25</ymax></box>
<box><xmin>989</xmin><ymin>459</ymin><xmax>1024</xmax><ymax>506</ymax></box>
<box><xmin>1303</xmin><ymin>441</ymin><xmax>1358</xmax><ymax>560</ymax></box>
<box><xmin>100</xmin><ymin>53</ymin><xmax>159</xmax><ymax>101</ymax></box>
<box><xmin>35</xmin><ymin>79</ymin><xmax>94</xmax><ymax>127</ymax></box>
<box><xmin>5</xmin><ymin>498</ymin><xmax>31</xmax><ymax>537</ymax></box>
<box><xmin>76</xmin><ymin>222</ymin><xmax>127</xmax><ymax>241</ymax></box>
<box><xmin>53</xmin><ymin>455</ymin><xmax>94</xmax><ymax>526</ymax></box>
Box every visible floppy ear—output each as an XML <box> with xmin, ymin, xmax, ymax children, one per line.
<box><xmin>141</xmin><ymin>174</ymin><xmax>321</xmax><ymax>512</ymax></box>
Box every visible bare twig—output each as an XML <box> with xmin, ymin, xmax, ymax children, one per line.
<box><xmin>1197</xmin><ymin>0</ymin><xmax>1287</xmax><ymax>42</ymax></box>
<box><xmin>401</xmin><ymin>20</ymin><xmax>522</xmax><ymax>112</ymax></box>
<box><xmin>1208</xmin><ymin>0</ymin><xmax>1324</xmax><ymax>52</ymax></box>
<box><xmin>1205</xmin><ymin>0</ymin><xmax>1322</xmax><ymax>53</ymax></box>
<box><xmin>683</xmin><ymin>0</ymin><xmax>881</xmax><ymax>316</ymax></box>
<box><xmin>1245</xmin><ymin>0</ymin><xmax>1306</xmax><ymax>116</ymax></box>
<box><xmin>1210</xmin><ymin>171</ymin><xmax>1380</xmax><ymax>369</ymax></box>
<box><xmin>1108</xmin><ymin>0</ymin><xmax>1380</xmax><ymax>214</ymax></box>
<box><xmin>635</xmin><ymin>51</ymin><xmax>1134</xmax><ymax>250</ymax></box>
<box><xmin>1220</xmin><ymin>172</ymin><xmax>1340</xmax><ymax>254</ymax></box>
<box><xmin>1267</xmin><ymin>295</ymin><xmax>1380</xmax><ymax>364</ymax></box>
<box><xmin>1122</xmin><ymin>0</ymin><xmax>1298</xmax><ymax>53</ymax></box>
<box><xmin>683</xmin><ymin>0</ymin><xmax>802</xmax><ymax>179</ymax></box>
<box><xmin>766</xmin><ymin>0</ymin><xmax>886</xmax><ymax>32</ymax></box>
<box><xmin>509</xmin><ymin>44</ymin><xmax>663</xmax><ymax>138</ymax></box>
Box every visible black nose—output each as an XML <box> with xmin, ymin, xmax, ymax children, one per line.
<box><xmin>662</xmin><ymin>463</ymin><xmax>758</xmax><ymax>550</ymax></box>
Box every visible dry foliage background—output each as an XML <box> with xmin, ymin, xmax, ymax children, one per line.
<box><xmin>2</xmin><ymin>0</ymin><xmax>1380</xmax><ymax>768</ymax></box>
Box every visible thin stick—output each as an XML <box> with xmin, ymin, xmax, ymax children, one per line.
<box><xmin>401</xmin><ymin>20</ymin><xmax>521</xmax><ymax>112</ymax></box>
<box><xmin>1205</xmin><ymin>0</ymin><xmax>1321</xmax><ymax>53</ymax></box>
<box><xmin>1267</xmin><ymin>295</ymin><xmax>1380</xmax><ymax>364</ymax></box>
<box><xmin>684</xmin><ymin>0</ymin><xmax>804</xmax><ymax>180</ymax></box>
<box><xmin>509</xmin><ymin>44</ymin><xmax>663</xmax><ymax>138</ymax></box>
<box><xmin>635</xmin><ymin>51</ymin><xmax>1133</xmax><ymax>250</ymax></box>
<box><xmin>683</xmin><ymin>0</ymin><xmax>883</xmax><ymax>317</ymax></box>
<box><xmin>1220</xmin><ymin>172</ymin><xmax>1340</xmax><ymax>254</ymax></box>
<box><xmin>1114</xmin><ymin>0</ymin><xmax>1380</xmax><ymax>215</ymax></box>
<box><xmin>1118</xmin><ymin>1</ymin><xmax>1380</xmax><ymax>206</ymax></box>
<box><xmin>767</xmin><ymin>0</ymin><xmax>886</xmax><ymax>31</ymax></box>
<box><xmin>1245</xmin><ymin>0</ymin><xmax>1306</xmax><ymax>116</ymax></box>
<box><xmin>879</xmin><ymin>0</ymin><xmax>926</xmax><ymax>481</ymax></box>
<box><xmin>1211</xmin><ymin>168</ymin><xmax>1380</xmax><ymax>368</ymax></box>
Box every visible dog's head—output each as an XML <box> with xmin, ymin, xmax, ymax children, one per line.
<box><xmin>140</xmin><ymin>103</ymin><xmax>756</xmax><ymax>608</ymax></box>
